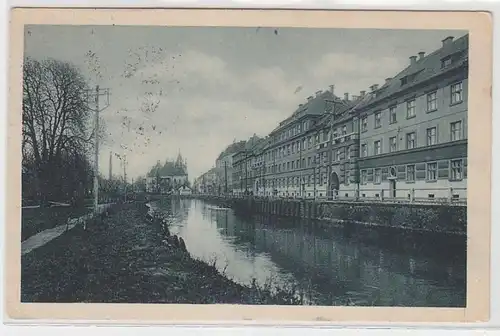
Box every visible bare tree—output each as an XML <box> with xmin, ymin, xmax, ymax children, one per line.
<box><xmin>22</xmin><ymin>57</ymin><xmax>97</xmax><ymax>203</ymax></box>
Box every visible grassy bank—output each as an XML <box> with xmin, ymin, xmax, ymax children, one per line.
<box><xmin>21</xmin><ymin>206</ymin><xmax>91</xmax><ymax>241</ymax></box>
<box><xmin>21</xmin><ymin>202</ymin><xmax>302</xmax><ymax>304</ymax></box>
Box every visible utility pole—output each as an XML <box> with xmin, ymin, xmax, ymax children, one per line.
<box><xmin>224</xmin><ymin>160</ymin><xmax>228</xmax><ymax>195</ymax></box>
<box><xmin>244</xmin><ymin>151</ymin><xmax>248</xmax><ymax>195</ymax></box>
<box><xmin>123</xmin><ymin>154</ymin><xmax>127</xmax><ymax>202</ymax></box>
<box><xmin>325</xmin><ymin>98</ymin><xmax>337</xmax><ymax>200</ymax></box>
<box><xmin>85</xmin><ymin>85</ymin><xmax>110</xmax><ymax>226</ymax></box>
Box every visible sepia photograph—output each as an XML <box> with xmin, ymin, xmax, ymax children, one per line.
<box><xmin>5</xmin><ymin>8</ymin><xmax>492</xmax><ymax>323</ymax></box>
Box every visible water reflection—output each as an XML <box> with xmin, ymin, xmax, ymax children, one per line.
<box><xmin>154</xmin><ymin>198</ymin><xmax>466</xmax><ymax>307</ymax></box>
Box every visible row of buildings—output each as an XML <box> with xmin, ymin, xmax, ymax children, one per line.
<box><xmin>196</xmin><ymin>34</ymin><xmax>468</xmax><ymax>202</ymax></box>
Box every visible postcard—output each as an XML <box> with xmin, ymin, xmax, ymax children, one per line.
<box><xmin>5</xmin><ymin>8</ymin><xmax>492</xmax><ymax>324</ymax></box>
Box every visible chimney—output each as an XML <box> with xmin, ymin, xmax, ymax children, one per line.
<box><xmin>344</xmin><ymin>92</ymin><xmax>349</xmax><ymax>101</ymax></box>
<box><xmin>360</xmin><ymin>90</ymin><xmax>366</xmax><ymax>96</ymax></box>
<box><xmin>409</xmin><ymin>56</ymin><xmax>417</xmax><ymax>65</ymax></box>
<box><xmin>307</xmin><ymin>96</ymin><xmax>313</xmax><ymax>101</ymax></box>
<box><xmin>442</xmin><ymin>36</ymin><xmax>454</xmax><ymax>47</ymax></box>
<box><xmin>418</xmin><ymin>51</ymin><xmax>425</xmax><ymax>60</ymax></box>
<box><xmin>329</xmin><ymin>84</ymin><xmax>335</xmax><ymax>94</ymax></box>
<box><xmin>315</xmin><ymin>90</ymin><xmax>322</xmax><ymax>97</ymax></box>
<box><xmin>351</xmin><ymin>95</ymin><xmax>359</xmax><ymax>101</ymax></box>
<box><xmin>370</xmin><ymin>84</ymin><xmax>379</xmax><ymax>92</ymax></box>
<box><xmin>385</xmin><ymin>77</ymin><xmax>392</xmax><ymax>84</ymax></box>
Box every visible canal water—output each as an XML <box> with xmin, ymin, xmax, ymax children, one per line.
<box><xmin>152</xmin><ymin>198</ymin><xmax>466</xmax><ymax>307</ymax></box>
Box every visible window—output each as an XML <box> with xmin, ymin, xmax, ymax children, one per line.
<box><xmin>406</xmin><ymin>99</ymin><xmax>416</xmax><ymax>118</ymax></box>
<box><xmin>361</xmin><ymin>144</ymin><xmax>367</xmax><ymax>157</ymax></box>
<box><xmin>401</xmin><ymin>77</ymin><xmax>408</xmax><ymax>86</ymax></box>
<box><xmin>427</xmin><ymin>162</ymin><xmax>437</xmax><ymax>181</ymax></box>
<box><xmin>427</xmin><ymin>127</ymin><xmax>437</xmax><ymax>146</ymax></box>
<box><xmin>362</xmin><ymin>117</ymin><xmax>368</xmax><ymax>132</ymax></box>
<box><xmin>374</xmin><ymin>112</ymin><xmax>382</xmax><ymax>128</ymax></box>
<box><xmin>389</xmin><ymin>106</ymin><xmax>397</xmax><ymax>124</ymax></box>
<box><xmin>342</xmin><ymin>125</ymin><xmax>347</xmax><ymax>135</ymax></box>
<box><xmin>291</xmin><ymin>161</ymin><xmax>294</xmax><ymax>169</ymax></box>
<box><xmin>451</xmin><ymin>82</ymin><xmax>463</xmax><ymax>104</ymax></box>
<box><xmin>441</xmin><ymin>57</ymin><xmax>452</xmax><ymax>68</ymax></box>
<box><xmin>323</xmin><ymin>131</ymin><xmax>328</xmax><ymax>142</ymax></box>
<box><xmin>406</xmin><ymin>165</ymin><xmax>416</xmax><ymax>182</ymax></box>
<box><xmin>450</xmin><ymin>159</ymin><xmax>463</xmax><ymax>180</ymax></box>
<box><xmin>374</xmin><ymin>168</ymin><xmax>382</xmax><ymax>184</ymax></box>
<box><xmin>406</xmin><ymin>132</ymin><xmax>416</xmax><ymax>149</ymax></box>
<box><xmin>322</xmin><ymin>173</ymin><xmax>327</xmax><ymax>185</ymax></box>
<box><xmin>308</xmin><ymin>157</ymin><xmax>311</xmax><ymax>166</ymax></box>
<box><xmin>302</xmin><ymin>139</ymin><xmax>307</xmax><ymax>150</ymax></box>
<box><xmin>346</xmin><ymin>146</ymin><xmax>351</xmax><ymax>159</ymax></box>
<box><xmin>296</xmin><ymin>159</ymin><xmax>300</xmax><ymax>168</ymax></box>
<box><xmin>374</xmin><ymin>140</ymin><xmax>382</xmax><ymax>155</ymax></box>
<box><xmin>427</xmin><ymin>91</ymin><xmax>437</xmax><ymax>111</ymax></box>
<box><xmin>336</xmin><ymin>150</ymin><xmax>341</xmax><ymax>161</ymax></box>
<box><xmin>389</xmin><ymin>136</ymin><xmax>397</xmax><ymax>152</ymax></box>
<box><xmin>287</xmin><ymin>162</ymin><xmax>290</xmax><ymax>170</ymax></box>
<box><xmin>361</xmin><ymin>170</ymin><xmax>367</xmax><ymax>184</ymax></box>
<box><xmin>308</xmin><ymin>137</ymin><xmax>312</xmax><ymax>148</ymax></box>
<box><xmin>451</xmin><ymin>121</ymin><xmax>462</xmax><ymax>141</ymax></box>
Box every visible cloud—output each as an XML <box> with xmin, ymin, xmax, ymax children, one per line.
<box><xmin>99</xmin><ymin>49</ymin><xmax>302</xmax><ymax>180</ymax></box>
<box><xmin>309</xmin><ymin>52</ymin><xmax>407</xmax><ymax>93</ymax></box>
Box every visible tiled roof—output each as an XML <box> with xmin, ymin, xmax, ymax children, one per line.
<box><xmin>270</xmin><ymin>89</ymin><xmax>341</xmax><ymax>134</ymax></box>
<box><xmin>217</xmin><ymin>140</ymin><xmax>247</xmax><ymax>160</ymax></box>
<box><xmin>355</xmin><ymin>34</ymin><xmax>469</xmax><ymax>111</ymax></box>
<box><xmin>315</xmin><ymin>98</ymin><xmax>354</xmax><ymax>129</ymax></box>
<box><xmin>148</xmin><ymin>160</ymin><xmax>187</xmax><ymax>177</ymax></box>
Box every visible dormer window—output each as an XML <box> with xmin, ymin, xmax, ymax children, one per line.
<box><xmin>441</xmin><ymin>56</ymin><xmax>452</xmax><ymax>68</ymax></box>
<box><xmin>400</xmin><ymin>77</ymin><xmax>408</xmax><ymax>86</ymax></box>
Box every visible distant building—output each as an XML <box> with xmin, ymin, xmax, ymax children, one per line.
<box><xmin>146</xmin><ymin>152</ymin><xmax>189</xmax><ymax>193</ymax></box>
<box><xmin>178</xmin><ymin>185</ymin><xmax>192</xmax><ymax>196</ymax></box>
<box><xmin>215</xmin><ymin>140</ymin><xmax>246</xmax><ymax>195</ymax></box>
<box><xmin>195</xmin><ymin>168</ymin><xmax>218</xmax><ymax>195</ymax></box>
<box><xmin>232</xmin><ymin>134</ymin><xmax>261</xmax><ymax>195</ymax></box>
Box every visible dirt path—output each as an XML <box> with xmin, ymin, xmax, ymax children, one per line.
<box><xmin>21</xmin><ymin>204</ymin><xmax>113</xmax><ymax>256</ymax></box>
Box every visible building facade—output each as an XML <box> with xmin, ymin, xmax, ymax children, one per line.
<box><xmin>356</xmin><ymin>34</ymin><xmax>468</xmax><ymax>201</ymax></box>
<box><xmin>208</xmin><ymin>33</ymin><xmax>468</xmax><ymax>203</ymax></box>
<box><xmin>145</xmin><ymin>153</ymin><xmax>189</xmax><ymax>193</ymax></box>
<box><xmin>262</xmin><ymin>86</ymin><xmax>344</xmax><ymax>198</ymax></box>
<box><xmin>215</xmin><ymin>140</ymin><xmax>246</xmax><ymax>195</ymax></box>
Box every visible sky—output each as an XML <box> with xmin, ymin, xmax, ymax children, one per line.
<box><xmin>24</xmin><ymin>26</ymin><xmax>467</xmax><ymax>181</ymax></box>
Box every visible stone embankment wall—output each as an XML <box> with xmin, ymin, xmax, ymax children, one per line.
<box><xmin>194</xmin><ymin>195</ymin><xmax>466</xmax><ymax>236</ymax></box>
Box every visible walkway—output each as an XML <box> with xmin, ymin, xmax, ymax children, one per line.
<box><xmin>21</xmin><ymin>204</ymin><xmax>113</xmax><ymax>256</ymax></box>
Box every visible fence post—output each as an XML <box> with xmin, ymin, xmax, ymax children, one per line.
<box><xmin>410</xmin><ymin>188</ymin><xmax>415</xmax><ymax>203</ymax></box>
<box><xmin>380</xmin><ymin>189</ymin><xmax>384</xmax><ymax>201</ymax></box>
<box><xmin>448</xmin><ymin>187</ymin><xmax>454</xmax><ymax>203</ymax></box>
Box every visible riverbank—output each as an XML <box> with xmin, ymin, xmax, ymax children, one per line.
<box><xmin>21</xmin><ymin>202</ymin><xmax>303</xmax><ymax>304</ymax></box>
<box><xmin>192</xmin><ymin>195</ymin><xmax>467</xmax><ymax>237</ymax></box>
